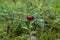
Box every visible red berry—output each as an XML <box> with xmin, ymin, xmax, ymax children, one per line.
<box><xmin>27</xmin><ymin>15</ymin><xmax>34</xmax><ymax>21</ymax></box>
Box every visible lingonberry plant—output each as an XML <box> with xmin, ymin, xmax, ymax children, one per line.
<box><xmin>27</xmin><ymin>15</ymin><xmax>35</xmax><ymax>37</ymax></box>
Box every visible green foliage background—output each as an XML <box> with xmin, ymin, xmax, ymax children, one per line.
<box><xmin>0</xmin><ymin>0</ymin><xmax>60</xmax><ymax>40</ymax></box>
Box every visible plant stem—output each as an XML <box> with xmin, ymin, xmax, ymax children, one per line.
<box><xmin>29</xmin><ymin>21</ymin><xmax>31</xmax><ymax>40</ymax></box>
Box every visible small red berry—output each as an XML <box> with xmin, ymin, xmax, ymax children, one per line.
<box><xmin>27</xmin><ymin>15</ymin><xmax>34</xmax><ymax>21</ymax></box>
